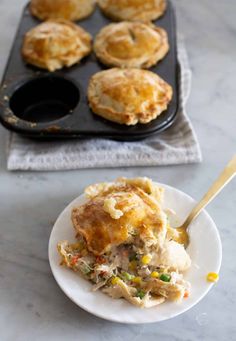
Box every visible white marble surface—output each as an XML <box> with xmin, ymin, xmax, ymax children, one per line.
<box><xmin>0</xmin><ymin>1</ymin><xmax>235</xmax><ymax>340</ymax></box>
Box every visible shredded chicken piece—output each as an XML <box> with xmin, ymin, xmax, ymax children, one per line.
<box><xmin>142</xmin><ymin>294</ymin><xmax>165</xmax><ymax>308</ymax></box>
<box><xmin>103</xmin><ymin>279</ymin><xmax>144</xmax><ymax>307</ymax></box>
<box><xmin>92</xmin><ymin>280</ymin><xmax>108</xmax><ymax>291</ymax></box>
<box><xmin>144</xmin><ymin>279</ymin><xmax>185</xmax><ymax>301</ymax></box>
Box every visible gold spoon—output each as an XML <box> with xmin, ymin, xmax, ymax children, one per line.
<box><xmin>174</xmin><ymin>155</ymin><xmax>236</xmax><ymax>248</ymax></box>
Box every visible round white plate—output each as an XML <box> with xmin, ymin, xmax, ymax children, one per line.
<box><xmin>48</xmin><ymin>183</ymin><xmax>222</xmax><ymax>324</ymax></box>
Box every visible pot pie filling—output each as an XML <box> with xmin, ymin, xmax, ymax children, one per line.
<box><xmin>58</xmin><ymin>177</ymin><xmax>191</xmax><ymax>308</ymax></box>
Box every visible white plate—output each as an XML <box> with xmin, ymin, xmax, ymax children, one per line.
<box><xmin>48</xmin><ymin>183</ymin><xmax>222</xmax><ymax>324</ymax></box>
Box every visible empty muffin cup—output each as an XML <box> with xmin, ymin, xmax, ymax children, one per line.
<box><xmin>9</xmin><ymin>75</ymin><xmax>80</xmax><ymax>123</ymax></box>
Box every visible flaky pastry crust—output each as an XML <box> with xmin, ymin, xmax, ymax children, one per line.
<box><xmin>30</xmin><ymin>0</ymin><xmax>96</xmax><ymax>21</ymax></box>
<box><xmin>94</xmin><ymin>22</ymin><xmax>169</xmax><ymax>68</ymax></box>
<box><xmin>22</xmin><ymin>19</ymin><xmax>92</xmax><ymax>71</ymax></box>
<box><xmin>87</xmin><ymin>68</ymin><xmax>173</xmax><ymax>125</ymax></box>
<box><xmin>72</xmin><ymin>178</ymin><xmax>167</xmax><ymax>255</ymax></box>
<box><xmin>98</xmin><ymin>0</ymin><xmax>167</xmax><ymax>22</ymax></box>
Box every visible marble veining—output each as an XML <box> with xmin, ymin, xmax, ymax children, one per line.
<box><xmin>0</xmin><ymin>0</ymin><xmax>236</xmax><ymax>340</ymax></box>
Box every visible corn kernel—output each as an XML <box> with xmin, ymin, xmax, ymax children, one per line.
<box><xmin>151</xmin><ymin>271</ymin><xmax>159</xmax><ymax>278</ymax></box>
<box><xmin>141</xmin><ymin>254</ymin><xmax>152</xmax><ymax>265</ymax></box>
<box><xmin>111</xmin><ymin>277</ymin><xmax>120</xmax><ymax>285</ymax></box>
<box><xmin>129</xmin><ymin>260</ymin><xmax>137</xmax><ymax>271</ymax></box>
<box><xmin>132</xmin><ymin>277</ymin><xmax>142</xmax><ymax>284</ymax></box>
<box><xmin>207</xmin><ymin>272</ymin><xmax>219</xmax><ymax>283</ymax></box>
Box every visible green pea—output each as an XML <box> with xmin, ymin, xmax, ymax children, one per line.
<box><xmin>159</xmin><ymin>273</ymin><xmax>171</xmax><ymax>282</ymax></box>
<box><xmin>81</xmin><ymin>264</ymin><xmax>91</xmax><ymax>275</ymax></box>
<box><xmin>122</xmin><ymin>272</ymin><xmax>134</xmax><ymax>281</ymax></box>
<box><xmin>136</xmin><ymin>289</ymin><xmax>146</xmax><ymax>299</ymax></box>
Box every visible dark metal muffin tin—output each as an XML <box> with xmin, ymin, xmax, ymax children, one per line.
<box><xmin>0</xmin><ymin>1</ymin><xmax>178</xmax><ymax>140</ymax></box>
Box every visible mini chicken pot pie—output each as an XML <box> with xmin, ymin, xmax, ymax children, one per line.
<box><xmin>58</xmin><ymin>177</ymin><xmax>191</xmax><ymax>308</ymax></box>
<box><xmin>94</xmin><ymin>22</ymin><xmax>169</xmax><ymax>69</ymax></box>
<box><xmin>30</xmin><ymin>0</ymin><xmax>96</xmax><ymax>21</ymax></box>
<box><xmin>22</xmin><ymin>19</ymin><xmax>92</xmax><ymax>72</ymax></box>
<box><xmin>88</xmin><ymin>68</ymin><xmax>173</xmax><ymax>125</ymax></box>
<box><xmin>98</xmin><ymin>0</ymin><xmax>167</xmax><ymax>22</ymax></box>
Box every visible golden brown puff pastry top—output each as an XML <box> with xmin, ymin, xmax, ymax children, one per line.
<box><xmin>98</xmin><ymin>0</ymin><xmax>167</xmax><ymax>22</ymax></box>
<box><xmin>22</xmin><ymin>19</ymin><xmax>92</xmax><ymax>72</ymax></box>
<box><xmin>30</xmin><ymin>0</ymin><xmax>96</xmax><ymax>21</ymax></box>
<box><xmin>94</xmin><ymin>22</ymin><xmax>169</xmax><ymax>69</ymax></box>
<box><xmin>87</xmin><ymin>68</ymin><xmax>173</xmax><ymax>125</ymax></box>
<box><xmin>72</xmin><ymin>177</ymin><xmax>167</xmax><ymax>255</ymax></box>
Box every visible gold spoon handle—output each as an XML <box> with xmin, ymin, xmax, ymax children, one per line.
<box><xmin>181</xmin><ymin>155</ymin><xmax>236</xmax><ymax>230</ymax></box>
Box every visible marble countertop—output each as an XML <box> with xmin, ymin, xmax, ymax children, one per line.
<box><xmin>0</xmin><ymin>1</ymin><xmax>235</xmax><ymax>340</ymax></box>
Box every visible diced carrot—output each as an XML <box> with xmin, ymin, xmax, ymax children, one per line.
<box><xmin>184</xmin><ymin>291</ymin><xmax>189</xmax><ymax>298</ymax></box>
<box><xmin>71</xmin><ymin>255</ymin><xmax>81</xmax><ymax>265</ymax></box>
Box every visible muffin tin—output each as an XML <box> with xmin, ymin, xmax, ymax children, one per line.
<box><xmin>0</xmin><ymin>1</ymin><xmax>178</xmax><ymax>140</ymax></box>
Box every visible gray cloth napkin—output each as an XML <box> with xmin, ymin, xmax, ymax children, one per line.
<box><xmin>7</xmin><ymin>38</ymin><xmax>202</xmax><ymax>171</ymax></box>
